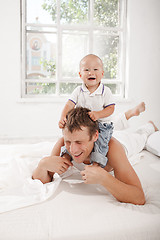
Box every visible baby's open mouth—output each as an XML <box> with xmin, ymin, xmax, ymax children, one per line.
<box><xmin>88</xmin><ymin>77</ymin><xmax>96</xmax><ymax>80</ymax></box>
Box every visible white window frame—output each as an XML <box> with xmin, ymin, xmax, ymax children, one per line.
<box><xmin>21</xmin><ymin>0</ymin><xmax>127</xmax><ymax>101</ymax></box>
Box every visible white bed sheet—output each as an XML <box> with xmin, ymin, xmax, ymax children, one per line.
<box><xmin>0</xmin><ymin>142</ymin><xmax>160</xmax><ymax>240</ymax></box>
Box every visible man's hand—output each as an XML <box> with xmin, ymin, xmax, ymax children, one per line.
<box><xmin>80</xmin><ymin>163</ymin><xmax>105</xmax><ymax>184</ymax></box>
<box><xmin>88</xmin><ymin>111</ymin><xmax>99</xmax><ymax>121</ymax></box>
<box><xmin>58</xmin><ymin>117</ymin><xmax>67</xmax><ymax>129</ymax></box>
<box><xmin>42</xmin><ymin>156</ymin><xmax>73</xmax><ymax>175</ymax></box>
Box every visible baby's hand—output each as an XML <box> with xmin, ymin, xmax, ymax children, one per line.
<box><xmin>88</xmin><ymin>111</ymin><xmax>99</xmax><ymax>121</ymax></box>
<box><xmin>58</xmin><ymin>117</ymin><xmax>67</xmax><ymax>129</ymax></box>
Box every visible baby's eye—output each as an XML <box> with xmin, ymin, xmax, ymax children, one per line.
<box><xmin>84</xmin><ymin>69</ymin><xmax>89</xmax><ymax>71</ymax></box>
<box><xmin>94</xmin><ymin>69</ymin><xmax>98</xmax><ymax>71</ymax></box>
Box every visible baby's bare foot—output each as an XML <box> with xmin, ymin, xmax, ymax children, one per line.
<box><xmin>125</xmin><ymin>102</ymin><xmax>146</xmax><ymax>120</ymax></box>
<box><xmin>148</xmin><ymin>121</ymin><xmax>159</xmax><ymax>131</ymax></box>
<box><xmin>133</xmin><ymin>102</ymin><xmax>145</xmax><ymax>116</ymax></box>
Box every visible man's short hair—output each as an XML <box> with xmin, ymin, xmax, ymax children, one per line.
<box><xmin>65</xmin><ymin>107</ymin><xmax>99</xmax><ymax>140</ymax></box>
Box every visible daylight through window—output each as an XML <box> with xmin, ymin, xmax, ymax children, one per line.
<box><xmin>21</xmin><ymin>0</ymin><xmax>126</xmax><ymax>98</ymax></box>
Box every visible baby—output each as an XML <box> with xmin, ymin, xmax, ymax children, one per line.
<box><xmin>59</xmin><ymin>54</ymin><xmax>115</xmax><ymax>168</ymax></box>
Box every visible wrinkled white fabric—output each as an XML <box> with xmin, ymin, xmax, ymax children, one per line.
<box><xmin>113</xmin><ymin>113</ymin><xmax>130</xmax><ymax>130</ymax></box>
<box><xmin>113</xmin><ymin>123</ymin><xmax>155</xmax><ymax>158</ymax></box>
<box><xmin>0</xmin><ymin>122</ymin><xmax>156</xmax><ymax>214</ymax></box>
<box><xmin>0</xmin><ymin>150</ymin><xmax>160</xmax><ymax>240</ymax></box>
<box><xmin>0</xmin><ymin>142</ymin><xmax>85</xmax><ymax>213</ymax></box>
<box><xmin>0</xmin><ymin>155</ymin><xmax>61</xmax><ymax>213</ymax></box>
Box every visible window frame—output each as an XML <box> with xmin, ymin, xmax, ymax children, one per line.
<box><xmin>21</xmin><ymin>0</ymin><xmax>127</xmax><ymax>100</ymax></box>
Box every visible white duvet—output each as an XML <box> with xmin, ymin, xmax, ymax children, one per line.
<box><xmin>0</xmin><ymin>142</ymin><xmax>160</xmax><ymax>214</ymax></box>
<box><xmin>0</xmin><ymin>142</ymin><xmax>86</xmax><ymax>213</ymax></box>
<box><xmin>0</xmin><ymin>142</ymin><xmax>160</xmax><ymax>240</ymax></box>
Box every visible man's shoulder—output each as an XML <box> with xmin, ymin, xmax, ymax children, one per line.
<box><xmin>107</xmin><ymin>137</ymin><xmax>129</xmax><ymax>170</ymax></box>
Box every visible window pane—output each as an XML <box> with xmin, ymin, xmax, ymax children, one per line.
<box><xmin>27</xmin><ymin>0</ymin><xmax>56</xmax><ymax>24</ymax></box>
<box><xmin>60</xmin><ymin>83</ymin><xmax>81</xmax><ymax>95</ymax></box>
<box><xmin>62</xmin><ymin>31</ymin><xmax>89</xmax><ymax>78</ymax></box>
<box><xmin>26</xmin><ymin>83</ymin><xmax>56</xmax><ymax>95</ymax></box>
<box><xmin>60</xmin><ymin>0</ymin><xmax>88</xmax><ymax>24</ymax></box>
<box><xmin>94</xmin><ymin>0</ymin><xmax>119</xmax><ymax>27</ymax></box>
<box><xmin>26</xmin><ymin>32</ymin><xmax>56</xmax><ymax>79</ymax></box>
<box><xmin>23</xmin><ymin>0</ymin><xmax>125</xmax><ymax>98</ymax></box>
<box><xmin>104</xmin><ymin>83</ymin><xmax>120</xmax><ymax>95</ymax></box>
<box><xmin>93</xmin><ymin>32</ymin><xmax>119</xmax><ymax>79</ymax></box>
<box><xmin>27</xmin><ymin>26</ymin><xmax>56</xmax><ymax>33</ymax></box>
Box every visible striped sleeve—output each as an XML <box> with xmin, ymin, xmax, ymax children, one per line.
<box><xmin>103</xmin><ymin>86</ymin><xmax>115</xmax><ymax>108</ymax></box>
<box><xmin>68</xmin><ymin>86</ymin><xmax>81</xmax><ymax>105</ymax></box>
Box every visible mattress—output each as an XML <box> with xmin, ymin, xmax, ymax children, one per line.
<box><xmin>0</xmin><ymin>142</ymin><xmax>160</xmax><ymax>240</ymax></box>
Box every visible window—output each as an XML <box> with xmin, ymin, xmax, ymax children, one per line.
<box><xmin>21</xmin><ymin>0</ymin><xmax>127</xmax><ymax>98</ymax></box>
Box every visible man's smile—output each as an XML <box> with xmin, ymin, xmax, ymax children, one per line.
<box><xmin>73</xmin><ymin>152</ymin><xmax>83</xmax><ymax>158</ymax></box>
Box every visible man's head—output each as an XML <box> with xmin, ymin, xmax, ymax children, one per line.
<box><xmin>79</xmin><ymin>54</ymin><xmax>104</xmax><ymax>91</ymax></box>
<box><xmin>63</xmin><ymin>107</ymin><xmax>99</xmax><ymax>163</ymax></box>
<box><xmin>65</xmin><ymin>107</ymin><xmax>99</xmax><ymax>139</ymax></box>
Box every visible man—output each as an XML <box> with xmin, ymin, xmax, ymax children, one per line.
<box><xmin>32</xmin><ymin>107</ymin><xmax>157</xmax><ymax>205</ymax></box>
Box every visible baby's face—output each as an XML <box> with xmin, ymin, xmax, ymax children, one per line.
<box><xmin>79</xmin><ymin>56</ymin><xmax>104</xmax><ymax>91</ymax></box>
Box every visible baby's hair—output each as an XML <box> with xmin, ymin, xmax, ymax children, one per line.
<box><xmin>65</xmin><ymin>107</ymin><xmax>99</xmax><ymax>140</ymax></box>
<box><xmin>79</xmin><ymin>54</ymin><xmax>103</xmax><ymax>69</ymax></box>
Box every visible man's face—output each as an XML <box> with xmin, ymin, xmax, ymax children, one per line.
<box><xmin>63</xmin><ymin>126</ymin><xmax>98</xmax><ymax>164</ymax></box>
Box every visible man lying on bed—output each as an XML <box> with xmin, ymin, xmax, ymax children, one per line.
<box><xmin>32</xmin><ymin>107</ymin><xmax>158</xmax><ymax>205</ymax></box>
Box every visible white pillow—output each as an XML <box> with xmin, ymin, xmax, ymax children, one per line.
<box><xmin>145</xmin><ymin>131</ymin><xmax>160</xmax><ymax>157</ymax></box>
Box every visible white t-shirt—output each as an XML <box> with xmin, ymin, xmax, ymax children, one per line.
<box><xmin>69</xmin><ymin>83</ymin><xmax>115</xmax><ymax>123</ymax></box>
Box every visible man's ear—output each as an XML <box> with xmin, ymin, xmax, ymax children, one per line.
<box><xmin>93</xmin><ymin>130</ymin><xmax>99</xmax><ymax>142</ymax></box>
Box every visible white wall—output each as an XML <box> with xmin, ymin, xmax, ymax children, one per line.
<box><xmin>126</xmin><ymin>0</ymin><xmax>160</xmax><ymax>128</ymax></box>
<box><xmin>0</xmin><ymin>0</ymin><xmax>160</xmax><ymax>142</ymax></box>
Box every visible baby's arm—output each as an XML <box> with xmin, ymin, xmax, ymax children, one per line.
<box><xmin>88</xmin><ymin>104</ymin><xmax>115</xmax><ymax>121</ymax></box>
<box><xmin>59</xmin><ymin>100</ymin><xmax>75</xmax><ymax>128</ymax></box>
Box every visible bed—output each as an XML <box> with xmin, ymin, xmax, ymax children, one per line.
<box><xmin>0</xmin><ymin>140</ymin><xmax>160</xmax><ymax>240</ymax></box>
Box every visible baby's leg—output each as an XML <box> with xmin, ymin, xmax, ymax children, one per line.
<box><xmin>113</xmin><ymin>102</ymin><xmax>145</xmax><ymax>131</ymax></box>
<box><xmin>113</xmin><ymin>113</ymin><xmax>129</xmax><ymax>130</ymax></box>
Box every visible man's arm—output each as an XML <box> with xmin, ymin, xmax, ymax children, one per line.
<box><xmin>88</xmin><ymin>104</ymin><xmax>115</xmax><ymax>121</ymax></box>
<box><xmin>32</xmin><ymin>137</ymin><xmax>72</xmax><ymax>183</ymax></box>
<box><xmin>81</xmin><ymin>137</ymin><xmax>145</xmax><ymax>205</ymax></box>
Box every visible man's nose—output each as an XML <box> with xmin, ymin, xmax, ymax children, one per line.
<box><xmin>70</xmin><ymin>142</ymin><xmax>78</xmax><ymax>154</ymax></box>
